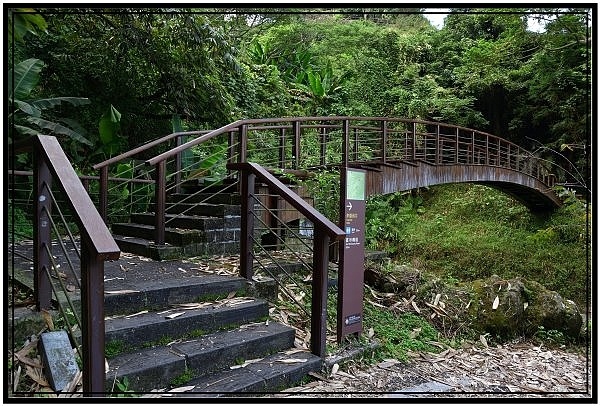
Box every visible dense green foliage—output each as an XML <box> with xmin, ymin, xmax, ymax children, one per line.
<box><xmin>8</xmin><ymin>7</ymin><xmax>591</xmax><ymax>187</ymax></box>
<box><xmin>365</xmin><ymin>184</ymin><xmax>590</xmax><ymax>306</ymax></box>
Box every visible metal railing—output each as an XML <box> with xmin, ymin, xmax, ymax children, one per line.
<box><xmin>10</xmin><ymin>135</ymin><xmax>120</xmax><ymax>395</ymax></box>
<box><xmin>229</xmin><ymin>162</ymin><xmax>345</xmax><ymax>357</ymax></box>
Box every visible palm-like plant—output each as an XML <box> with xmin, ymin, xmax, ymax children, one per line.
<box><xmin>9</xmin><ymin>58</ymin><xmax>92</xmax><ymax>146</ymax></box>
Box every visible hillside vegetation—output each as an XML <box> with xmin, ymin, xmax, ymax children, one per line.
<box><xmin>365</xmin><ymin>184</ymin><xmax>590</xmax><ymax>307</ymax></box>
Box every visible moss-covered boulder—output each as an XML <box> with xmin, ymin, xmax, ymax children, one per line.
<box><xmin>522</xmin><ymin>279</ymin><xmax>583</xmax><ymax>338</ymax></box>
<box><xmin>469</xmin><ymin>276</ymin><xmax>582</xmax><ymax>339</ymax></box>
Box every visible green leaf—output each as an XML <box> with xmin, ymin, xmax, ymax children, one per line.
<box><xmin>14</xmin><ymin>100</ymin><xmax>41</xmax><ymax>117</ymax></box>
<box><xmin>31</xmin><ymin>97</ymin><xmax>91</xmax><ymax>110</ymax></box>
<box><xmin>307</xmin><ymin>71</ymin><xmax>324</xmax><ymax>98</ymax></box>
<box><xmin>9</xmin><ymin>58</ymin><xmax>44</xmax><ymax>100</ymax></box>
<box><xmin>26</xmin><ymin>116</ymin><xmax>93</xmax><ymax>146</ymax></box>
<box><xmin>9</xmin><ymin>10</ymin><xmax>48</xmax><ymax>42</ymax></box>
<box><xmin>99</xmin><ymin>105</ymin><xmax>121</xmax><ymax>145</ymax></box>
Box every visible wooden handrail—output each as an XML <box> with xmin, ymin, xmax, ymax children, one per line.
<box><xmin>19</xmin><ymin>134</ymin><xmax>120</xmax><ymax>394</ymax></box>
<box><xmin>228</xmin><ymin>162</ymin><xmax>345</xmax><ymax>240</ymax></box>
<box><xmin>28</xmin><ymin>136</ymin><xmax>121</xmax><ymax>260</ymax></box>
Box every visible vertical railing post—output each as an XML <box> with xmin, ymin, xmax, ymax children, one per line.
<box><xmin>320</xmin><ymin>125</ymin><xmax>327</xmax><ymax>167</ymax></box>
<box><xmin>175</xmin><ymin>135</ymin><xmax>183</xmax><ymax>195</ymax></box>
<box><xmin>342</xmin><ymin>119</ymin><xmax>350</xmax><ymax>168</ymax></box>
<box><xmin>471</xmin><ymin>131</ymin><xmax>476</xmax><ymax>164</ymax></box>
<box><xmin>33</xmin><ymin>152</ymin><xmax>53</xmax><ymax>310</ymax></box>
<box><xmin>227</xmin><ymin>130</ymin><xmax>235</xmax><ymax>177</ymax></box>
<box><xmin>238</xmin><ymin>124</ymin><xmax>248</xmax><ymax>164</ymax></box>
<box><xmin>99</xmin><ymin>166</ymin><xmax>108</xmax><ymax>223</ymax></box>
<box><xmin>412</xmin><ymin>122</ymin><xmax>417</xmax><ymax>160</ymax></box>
<box><xmin>435</xmin><ymin>125</ymin><xmax>441</xmax><ymax>165</ymax></box>
<box><xmin>311</xmin><ymin>230</ymin><xmax>329</xmax><ymax>357</ymax></box>
<box><xmin>507</xmin><ymin>143</ymin><xmax>511</xmax><ymax>169</ymax></box>
<box><xmin>380</xmin><ymin>120</ymin><xmax>387</xmax><ymax>163</ymax></box>
<box><xmin>154</xmin><ymin>160</ymin><xmax>166</xmax><ymax>245</ymax></box>
<box><xmin>497</xmin><ymin>139</ymin><xmax>501</xmax><ymax>166</ymax></box>
<box><xmin>80</xmin><ymin>244</ymin><xmax>106</xmax><ymax>396</ymax></box>
<box><xmin>279</xmin><ymin>128</ymin><xmax>286</xmax><ymax>168</ymax></box>
<box><xmin>353</xmin><ymin>127</ymin><xmax>359</xmax><ymax>162</ymax></box>
<box><xmin>486</xmin><ymin>135</ymin><xmax>490</xmax><ymax>166</ymax></box>
<box><xmin>293</xmin><ymin>121</ymin><xmax>301</xmax><ymax>169</ymax></box>
<box><xmin>240</xmin><ymin>169</ymin><xmax>255</xmax><ymax>280</ymax></box>
<box><xmin>455</xmin><ymin>127</ymin><xmax>459</xmax><ymax>164</ymax></box>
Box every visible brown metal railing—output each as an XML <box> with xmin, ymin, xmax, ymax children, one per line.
<box><xmin>10</xmin><ymin>134</ymin><xmax>120</xmax><ymax>395</ymax></box>
<box><xmin>141</xmin><ymin>117</ymin><xmax>556</xmax><ymax>245</ymax></box>
<box><xmin>229</xmin><ymin>162</ymin><xmax>345</xmax><ymax>357</ymax></box>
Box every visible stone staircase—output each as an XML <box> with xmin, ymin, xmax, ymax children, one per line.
<box><xmin>101</xmin><ymin>258</ymin><xmax>322</xmax><ymax>394</ymax></box>
<box><xmin>111</xmin><ymin>182</ymin><xmax>243</xmax><ymax>260</ymax></box>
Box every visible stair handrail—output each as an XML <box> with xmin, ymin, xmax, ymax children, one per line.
<box><xmin>228</xmin><ymin>161</ymin><xmax>345</xmax><ymax>358</ymax></box>
<box><xmin>92</xmin><ymin>130</ymin><xmax>212</xmax><ymax>221</ymax></box>
<box><xmin>11</xmin><ymin>134</ymin><xmax>120</xmax><ymax>395</ymax></box>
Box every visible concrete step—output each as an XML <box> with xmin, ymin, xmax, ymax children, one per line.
<box><xmin>103</xmin><ymin>273</ymin><xmax>248</xmax><ymax>316</ymax></box>
<box><xmin>105</xmin><ymin>298</ymin><xmax>269</xmax><ymax>349</ymax></box>
<box><xmin>113</xmin><ymin>235</ymin><xmax>182</xmax><ymax>260</ymax></box>
<box><xmin>179</xmin><ymin>350</ymin><xmax>323</xmax><ymax>395</ymax></box>
<box><xmin>104</xmin><ymin>321</ymin><xmax>297</xmax><ymax>392</ymax></box>
<box><xmin>130</xmin><ymin>213</ymin><xmax>227</xmax><ymax>230</ymax></box>
<box><xmin>111</xmin><ymin>223</ymin><xmax>239</xmax><ymax>246</ymax></box>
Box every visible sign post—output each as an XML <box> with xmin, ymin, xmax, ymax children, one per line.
<box><xmin>337</xmin><ymin>168</ymin><xmax>366</xmax><ymax>341</ymax></box>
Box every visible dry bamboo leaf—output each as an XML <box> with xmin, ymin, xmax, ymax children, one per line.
<box><xmin>25</xmin><ymin>365</ymin><xmax>49</xmax><ymax>387</ymax></box>
<box><xmin>367</xmin><ymin>327</ymin><xmax>375</xmax><ymax>338</ymax></box>
<box><xmin>105</xmin><ymin>289</ymin><xmax>140</xmax><ymax>294</ymax></box>
<box><xmin>411</xmin><ymin>301</ymin><xmax>421</xmax><ymax>313</ymax></box>
<box><xmin>409</xmin><ymin>327</ymin><xmax>421</xmax><ymax>339</ymax></box>
<box><xmin>433</xmin><ymin>293</ymin><xmax>441</xmax><ymax>306</ymax></box>
<box><xmin>330</xmin><ymin>363</ymin><xmax>339</xmax><ymax>376</ymax></box>
<box><xmin>41</xmin><ymin>309</ymin><xmax>54</xmax><ymax>331</ymax></box>
<box><xmin>276</xmin><ymin>358</ymin><xmax>308</xmax><ymax>364</ymax></box>
<box><xmin>227</xmin><ymin>291</ymin><xmax>236</xmax><ymax>299</ymax></box>
<box><xmin>165</xmin><ymin>312</ymin><xmax>185</xmax><ymax>319</ymax></box>
<box><xmin>14</xmin><ymin>353</ymin><xmax>43</xmax><ymax>369</ymax></box>
<box><xmin>169</xmin><ymin>385</ymin><xmax>196</xmax><ymax>393</ymax></box>
<box><xmin>177</xmin><ymin>267</ymin><xmax>187</xmax><ymax>273</ymax></box>
<box><xmin>492</xmin><ymin>295</ymin><xmax>500</xmax><ymax>310</ymax></box>
<box><xmin>480</xmin><ymin>335</ymin><xmax>489</xmax><ymax>348</ymax></box>
<box><xmin>13</xmin><ymin>365</ymin><xmax>21</xmax><ymax>392</ymax></box>
<box><xmin>125</xmin><ymin>310</ymin><xmax>148</xmax><ymax>319</ymax></box>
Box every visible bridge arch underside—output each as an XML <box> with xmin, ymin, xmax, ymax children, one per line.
<box><xmin>366</xmin><ymin>164</ymin><xmax>561</xmax><ymax>212</ymax></box>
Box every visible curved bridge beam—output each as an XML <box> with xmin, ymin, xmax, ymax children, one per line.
<box><xmin>365</xmin><ymin>163</ymin><xmax>561</xmax><ymax>212</ymax></box>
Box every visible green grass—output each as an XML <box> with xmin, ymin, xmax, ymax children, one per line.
<box><xmin>366</xmin><ymin>184</ymin><xmax>589</xmax><ymax>307</ymax></box>
<box><xmin>363</xmin><ymin>303</ymin><xmax>444</xmax><ymax>361</ymax></box>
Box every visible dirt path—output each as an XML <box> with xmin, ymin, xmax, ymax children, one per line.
<box><xmin>273</xmin><ymin>340</ymin><xmax>592</xmax><ymax>399</ymax></box>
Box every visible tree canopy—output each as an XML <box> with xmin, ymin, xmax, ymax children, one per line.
<box><xmin>8</xmin><ymin>7</ymin><xmax>592</xmax><ymax>187</ymax></box>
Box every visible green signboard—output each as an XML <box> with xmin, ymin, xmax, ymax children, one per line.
<box><xmin>346</xmin><ymin>170</ymin><xmax>366</xmax><ymax>201</ymax></box>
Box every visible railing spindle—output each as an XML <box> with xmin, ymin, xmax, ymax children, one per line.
<box><xmin>154</xmin><ymin>160</ymin><xmax>166</xmax><ymax>245</ymax></box>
